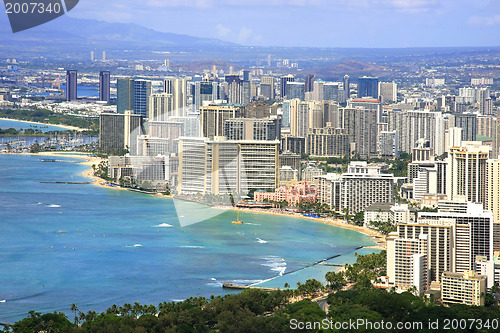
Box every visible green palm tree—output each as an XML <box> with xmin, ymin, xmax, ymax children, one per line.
<box><xmin>70</xmin><ymin>303</ymin><xmax>78</xmax><ymax>324</ymax></box>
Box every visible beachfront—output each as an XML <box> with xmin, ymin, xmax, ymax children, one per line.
<box><xmin>41</xmin><ymin>151</ymin><xmax>388</xmax><ymax>249</ymax></box>
<box><xmin>215</xmin><ymin>206</ymin><xmax>386</xmax><ymax>249</ymax></box>
<box><xmin>0</xmin><ymin>117</ymin><xmax>87</xmax><ymax>132</ymax></box>
<box><xmin>6</xmin><ymin>150</ymin><xmax>387</xmax><ymax>249</ymax></box>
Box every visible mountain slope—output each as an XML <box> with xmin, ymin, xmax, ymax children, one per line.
<box><xmin>0</xmin><ymin>15</ymin><xmax>236</xmax><ymax>48</ymax></box>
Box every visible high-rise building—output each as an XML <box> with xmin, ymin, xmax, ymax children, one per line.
<box><xmin>309</xmin><ymin>102</ymin><xmax>323</xmax><ymax>129</ymax></box>
<box><xmin>225</xmin><ymin>74</ymin><xmax>241</xmax><ymax>104</ymax></box>
<box><xmin>395</xmin><ymin>217</ymin><xmax>454</xmax><ymax>283</ymax></box>
<box><xmin>446</xmin><ymin>142</ymin><xmax>490</xmax><ymax>204</ymax></box>
<box><xmin>378</xmin><ymin>81</ymin><xmax>397</xmax><ymax>103</ymax></box>
<box><xmin>358</xmin><ymin>76</ymin><xmax>379</xmax><ymax>99</ymax></box>
<box><xmin>99</xmin><ymin>111</ymin><xmax>143</xmax><ymax>152</ymax></box>
<box><xmin>242</xmin><ymin>70</ymin><xmax>251</xmax><ymax>82</ymax></box>
<box><xmin>177</xmin><ymin>137</ymin><xmax>279</xmax><ymax>195</ymax></box>
<box><xmin>286</xmin><ymin>82</ymin><xmax>305</xmax><ymax>100</ymax></box>
<box><xmin>323</xmin><ymin>83</ymin><xmax>339</xmax><ymax>102</ymax></box>
<box><xmin>321</xmin><ymin>101</ymin><xmax>340</xmax><ymax>128</ymax></box>
<box><xmin>134</xmin><ymin>80</ymin><xmax>152</xmax><ymax>118</ymax></box>
<box><xmin>281</xmin><ymin>135</ymin><xmax>306</xmax><ymax>155</ymax></box>
<box><xmin>260</xmin><ymin>76</ymin><xmax>275</xmax><ymax>100</ymax></box>
<box><xmin>477</xmin><ymin>88</ymin><xmax>492</xmax><ymax>115</ymax></box>
<box><xmin>169</xmin><ymin>115</ymin><xmax>200</xmax><ymax>137</ymax></box>
<box><xmin>149</xmin><ymin>93</ymin><xmax>173</xmax><ymax>122</ymax></box>
<box><xmin>316</xmin><ymin>162</ymin><xmax>394</xmax><ymax>213</ymax></box>
<box><xmin>343</xmin><ymin>75</ymin><xmax>350</xmax><ymax>100</ymax></box>
<box><xmin>425</xmin><ymin>78</ymin><xmax>445</xmax><ymax>86</ymax></box>
<box><xmin>339</xmin><ymin>107</ymin><xmax>378</xmax><ymax>158</ymax></box>
<box><xmin>378</xmin><ymin>130</ymin><xmax>399</xmax><ymax>158</ymax></box>
<box><xmin>420</xmin><ymin>202</ymin><xmax>494</xmax><ymax>276</ymax></box>
<box><xmin>492</xmin><ymin>118</ymin><xmax>500</xmax><ymax>159</ymax></box>
<box><xmin>386</xmin><ymin>233</ymin><xmax>429</xmax><ymax>294</ymax></box>
<box><xmin>99</xmin><ymin>71</ymin><xmax>110</xmax><ymax>103</ymax></box>
<box><xmin>289</xmin><ymin>100</ymin><xmax>309</xmax><ymax>138</ymax></box>
<box><xmin>145</xmin><ymin>120</ymin><xmax>183</xmax><ymax>154</ymax></box>
<box><xmin>117</xmin><ymin>78</ymin><xmax>135</xmax><ymax>114</ymax></box>
<box><xmin>471</xmin><ymin>78</ymin><xmax>494</xmax><ymax>86</ymax></box>
<box><xmin>306</xmin><ymin>126</ymin><xmax>349</xmax><ymax>157</ymax></box>
<box><xmin>305</xmin><ymin>74</ymin><xmax>315</xmax><ymax>93</ymax></box>
<box><xmin>451</xmin><ymin>113</ymin><xmax>477</xmax><ymax>141</ymax></box>
<box><xmin>348</xmin><ymin>98</ymin><xmax>383</xmax><ymax>123</ymax></box>
<box><xmin>193</xmin><ymin>79</ymin><xmax>219</xmax><ymax>112</ymax></box>
<box><xmin>243</xmin><ymin>101</ymin><xmax>275</xmax><ymax>119</ymax></box>
<box><xmin>164</xmin><ymin>77</ymin><xmax>189</xmax><ymax>117</ymax></box>
<box><xmin>224</xmin><ymin>117</ymin><xmax>280</xmax><ymax>141</ymax></box>
<box><xmin>477</xmin><ymin>115</ymin><xmax>495</xmax><ymax>139</ymax></box>
<box><xmin>200</xmin><ymin>104</ymin><xmax>242</xmax><ymax>138</ymax></box>
<box><xmin>279</xmin><ymin>152</ymin><xmax>301</xmax><ymax>178</ymax></box>
<box><xmin>387</xmin><ymin>109</ymin><xmax>446</xmax><ymax>156</ymax></box>
<box><xmin>311</xmin><ymin>80</ymin><xmax>324</xmax><ymax>101</ymax></box>
<box><xmin>65</xmin><ymin>70</ymin><xmax>77</xmax><ymax>101</ymax></box>
<box><xmin>280</xmin><ymin>75</ymin><xmax>294</xmax><ymax>99</ymax></box>
<box><xmin>282</xmin><ymin>100</ymin><xmax>291</xmax><ymax>127</ymax></box>
<box><xmin>240</xmin><ymin>80</ymin><xmax>251</xmax><ymax>105</ymax></box>
<box><xmin>441</xmin><ymin>271</ymin><xmax>487</xmax><ymax>306</ymax></box>
<box><xmin>486</xmin><ymin>159</ymin><xmax>500</xmax><ymax>224</ymax></box>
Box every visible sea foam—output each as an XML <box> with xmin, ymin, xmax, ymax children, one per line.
<box><xmin>261</xmin><ymin>256</ymin><xmax>287</xmax><ymax>276</ymax></box>
<box><xmin>154</xmin><ymin>223</ymin><xmax>173</xmax><ymax>228</ymax></box>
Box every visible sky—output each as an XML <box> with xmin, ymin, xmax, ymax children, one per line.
<box><xmin>4</xmin><ymin>0</ymin><xmax>500</xmax><ymax>47</ymax></box>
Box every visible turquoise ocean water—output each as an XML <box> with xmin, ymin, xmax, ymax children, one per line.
<box><xmin>0</xmin><ymin>154</ymin><xmax>378</xmax><ymax>323</ymax></box>
<box><xmin>0</xmin><ymin>119</ymin><xmax>70</xmax><ymax>132</ymax></box>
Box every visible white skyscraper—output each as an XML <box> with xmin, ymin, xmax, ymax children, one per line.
<box><xmin>164</xmin><ymin>77</ymin><xmax>189</xmax><ymax>117</ymax></box>
<box><xmin>378</xmin><ymin>81</ymin><xmax>397</xmax><ymax>103</ymax></box>
<box><xmin>446</xmin><ymin>142</ymin><xmax>490</xmax><ymax>204</ymax></box>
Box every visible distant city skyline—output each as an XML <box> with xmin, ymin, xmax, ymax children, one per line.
<box><xmin>58</xmin><ymin>0</ymin><xmax>500</xmax><ymax>48</ymax></box>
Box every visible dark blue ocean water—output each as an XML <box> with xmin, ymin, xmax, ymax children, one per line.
<box><xmin>0</xmin><ymin>155</ymin><xmax>377</xmax><ymax>323</ymax></box>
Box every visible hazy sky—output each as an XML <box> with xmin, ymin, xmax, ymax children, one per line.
<box><xmin>7</xmin><ymin>0</ymin><xmax>500</xmax><ymax>47</ymax></box>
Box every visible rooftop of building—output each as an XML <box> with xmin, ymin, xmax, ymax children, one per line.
<box><xmin>365</xmin><ymin>202</ymin><xmax>394</xmax><ymax>212</ymax></box>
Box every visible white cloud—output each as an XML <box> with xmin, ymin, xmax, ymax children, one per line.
<box><xmin>390</xmin><ymin>0</ymin><xmax>437</xmax><ymax>12</ymax></box>
<box><xmin>213</xmin><ymin>24</ymin><xmax>262</xmax><ymax>45</ymax></box>
<box><xmin>215</xmin><ymin>24</ymin><xmax>231</xmax><ymax>38</ymax></box>
<box><xmin>468</xmin><ymin>15</ymin><xmax>500</xmax><ymax>27</ymax></box>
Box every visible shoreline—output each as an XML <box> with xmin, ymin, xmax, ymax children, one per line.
<box><xmin>213</xmin><ymin>206</ymin><xmax>386</xmax><ymax>250</ymax></box>
<box><xmin>0</xmin><ymin>117</ymin><xmax>88</xmax><ymax>132</ymax></box>
<box><xmin>8</xmin><ymin>151</ymin><xmax>386</xmax><ymax>249</ymax></box>
<box><xmin>1</xmin><ymin>151</ymin><xmax>123</xmax><ymax>192</ymax></box>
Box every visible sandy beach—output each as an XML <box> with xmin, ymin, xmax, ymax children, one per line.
<box><xmin>2</xmin><ymin>151</ymin><xmax>125</xmax><ymax>191</ymax></box>
<box><xmin>0</xmin><ymin>117</ymin><xmax>88</xmax><ymax>132</ymax></box>
<box><xmin>8</xmin><ymin>151</ymin><xmax>386</xmax><ymax>249</ymax></box>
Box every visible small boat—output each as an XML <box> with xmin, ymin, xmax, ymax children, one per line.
<box><xmin>232</xmin><ymin>208</ymin><xmax>243</xmax><ymax>224</ymax></box>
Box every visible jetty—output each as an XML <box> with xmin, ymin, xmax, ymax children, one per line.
<box><xmin>222</xmin><ymin>282</ymin><xmax>277</xmax><ymax>291</ymax></box>
<box><xmin>317</xmin><ymin>263</ymin><xmax>345</xmax><ymax>267</ymax></box>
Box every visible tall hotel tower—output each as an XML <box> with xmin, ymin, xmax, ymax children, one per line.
<box><xmin>99</xmin><ymin>71</ymin><xmax>110</xmax><ymax>103</ymax></box>
<box><xmin>66</xmin><ymin>70</ymin><xmax>77</xmax><ymax>101</ymax></box>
